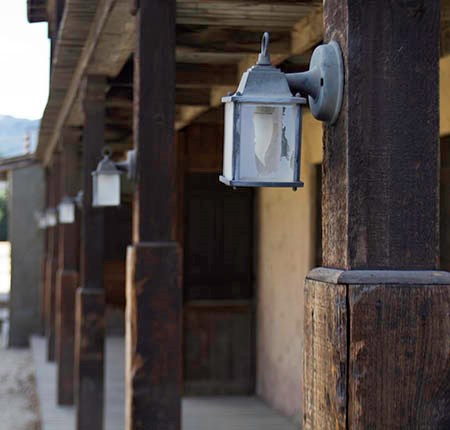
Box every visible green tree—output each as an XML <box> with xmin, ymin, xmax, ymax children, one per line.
<box><xmin>0</xmin><ymin>190</ymin><xmax>8</xmax><ymax>241</ymax></box>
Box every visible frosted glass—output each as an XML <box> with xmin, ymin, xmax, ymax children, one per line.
<box><xmin>58</xmin><ymin>202</ymin><xmax>75</xmax><ymax>224</ymax></box>
<box><xmin>94</xmin><ymin>174</ymin><xmax>121</xmax><ymax>207</ymax></box>
<box><xmin>223</xmin><ymin>102</ymin><xmax>235</xmax><ymax>181</ymax></box>
<box><xmin>238</xmin><ymin>104</ymin><xmax>298</xmax><ymax>182</ymax></box>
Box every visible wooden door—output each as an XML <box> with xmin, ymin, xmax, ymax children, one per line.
<box><xmin>183</xmin><ymin>173</ymin><xmax>254</xmax><ymax>395</ymax></box>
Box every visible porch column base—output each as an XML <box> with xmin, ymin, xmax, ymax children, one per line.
<box><xmin>75</xmin><ymin>287</ymin><xmax>105</xmax><ymax>430</ymax></box>
<box><xmin>125</xmin><ymin>242</ymin><xmax>182</xmax><ymax>430</ymax></box>
<box><xmin>304</xmin><ymin>268</ymin><xmax>450</xmax><ymax>429</ymax></box>
<box><xmin>45</xmin><ymin>256</ymin><xmax>57</xmax><ymax>362</ymax></box>
<box><xmin>55</xmin><ymin>269</ymin><xmax>78</xmax><ymax>405</ymax></box>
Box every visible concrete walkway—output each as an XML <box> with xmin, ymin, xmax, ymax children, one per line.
<box><xmin>31</xmin><ymin>336</ymin><xmax>297</xmax><ymax>430</ymax></box>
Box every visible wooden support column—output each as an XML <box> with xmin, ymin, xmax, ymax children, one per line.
<box><xmin>45</xmin><ymin>153</ymin><xmax>60</xmax><ymax>362</ymax></box>
<box><xmin>56</xmin><ymin>128</ymin><xmax>80</xmax><ymax>405</ymax></box>
<box><xmin>304</xmin><ymin>2</ymin><xmax>450</xmax><ymax>429</ymax></box>
<box><xmin>126</xmin><ymin>2</ymin><xmax>181</xmax><ymax>429</ymax></box>
<box><xmin>75</xmin><ymin>76</ymin><xmax>106</xmax><ymax>430</ymax></box>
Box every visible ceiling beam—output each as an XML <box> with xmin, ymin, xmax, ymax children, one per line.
<box><xmin>176</xmin><ymin>63</ymin><xmax>237</xmax><ymax>87</ymax></box>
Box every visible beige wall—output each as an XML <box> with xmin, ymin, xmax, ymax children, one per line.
<box><xmin>255</xmin><ymin>112</ymin><xmax>322</xmax><ymax>422</ymax></box>
<box><xmin>255</xmin><ymin>57</ymin><xmax>450</xmax><ymax>423</ymax></box>
<box><xmin>441</xmin><ymin>56</ymin><xmax>450</xmax><ymax>136</ymax></box>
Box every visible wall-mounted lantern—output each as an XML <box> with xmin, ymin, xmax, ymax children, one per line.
<box><xmin>220</xmin><ymin>32</ymin><xmax>343</xmax><ymax>189</ymax></box>
<box><xmin>45</xmin><ymin>208</ymin><xmax>58</xmax><ymax>227</ymax></box>
<box><xmin>92</xmin><ymin>148</ymin><xmax>136</xmax><ymax>207</ymax></box>
<box><xmin>35</xmin><ymin>210</ymin><xmax>47</xmax><ymax>229</ymax></box>
<box><xmin>74</xmin><ymin>190</ymin><xmax>84</xmax><ymax>209</ymax></box>
<box><xmin>58</xmin><ymin>196</ymin><xmax>76</xmax><ymax>224</ymax></box>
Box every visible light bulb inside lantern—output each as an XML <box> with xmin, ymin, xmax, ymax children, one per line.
<box><xmin>58</xmin><ymin>197</ymin><xmax>75</xmax><ymax>224</ymax></box>
<box><xmin>253</xmin><ymin>106</ymin><xmax>282</xmax><ymax>176</ymax></box>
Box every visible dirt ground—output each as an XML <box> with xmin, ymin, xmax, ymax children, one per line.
<box><xmin>0</xmin><ymin>342</ymin><xmax>41</xmax><ymax>430</ymax></box>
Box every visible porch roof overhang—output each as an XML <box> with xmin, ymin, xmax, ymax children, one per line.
<box><xmin>34</xmin><ymin>0</ymin><xmax>450</xmax><ymax>166</ymax></box>
<box><xmin>27</xmin><ymin>0</ymin><xmax>47</xmax><ymax>23</ymax></box>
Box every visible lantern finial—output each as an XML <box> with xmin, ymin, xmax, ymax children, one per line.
<box><xmin>257</xmin><ymin>32</ymin><xmax>271</xmax><ymax>66</ymax></box>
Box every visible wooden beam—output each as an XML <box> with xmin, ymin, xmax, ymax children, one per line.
<box><xmin>45</xmin><ymin>153</ymin><xmax>61</xmax><ymax>362</ymax></box>
<box><xmin>304</xmin><ymin>2</ymin><xmax>450</xmax><ymax>428</ymax></box>
<box><xmin>56</xmin><ymin>127</ymin><xmax>80</xmax><ymax>406</ymax></box>
<box><xmin>75</xmin><ymin>75</ymin><xmax>106</xmax><ymax>430</ymax></box>
<box><xmin>176</xmin><ymin>87</ymin><xmax>211</xmax><ymax>106</ymax></box>
<box><xmin>176</xmin><ymin>63</ymin><xmax>237</xmax><ymax>87</ymax></box>
<box><xmin>126</xmin><ymin>1</ymin><xmax>182</xmax><ymax>429</ymax></box>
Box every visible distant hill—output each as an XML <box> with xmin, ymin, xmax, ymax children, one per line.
<box><xmin>0</xmin><ymin>115</ymin><xmax>39</xmax><ymax>159</ymax></box>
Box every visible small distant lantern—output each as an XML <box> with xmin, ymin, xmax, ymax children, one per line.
<box><xmin>45</xmin><ymin>208</ymin><xmax>57</xmax><ymax>227</ymax></box>
<box><xmin>92</xmin><ymin>148</ymin><xmax>136</xmax><ymax>207</ymax></box>
<box><xmin>35</xmin><ymin>210</ymin><xmax>47</xmax><ymax>229</ymax></box>
<box><xmin>58</xmin><ymin>196</ymin><xmax>75</xmax><ymax>224</ymax></box>
<box><xmin>220</xmin><ymin>33</ymin><xmax>343</xmax><ymax>189</ymax></box>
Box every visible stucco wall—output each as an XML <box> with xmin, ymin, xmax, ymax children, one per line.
<box><xmin>9</xmin><ymin>164</ymin><xmax>45</xmax><ymax>346</ymax></box>
<box><xmin>255</xmin><ymin>112</ymin><xmax>322</xmax><ymax>423</ymax></box>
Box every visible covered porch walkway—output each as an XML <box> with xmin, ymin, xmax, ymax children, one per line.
<box><xmin>31</xmin><ymin>336</ymin><xmax>297</xmax><ymax>430</ymax></box>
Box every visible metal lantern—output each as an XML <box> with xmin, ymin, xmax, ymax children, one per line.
<box><xmin>92</xmin><ymin>149</ymin><xmax>122</xmax><ymax>207</ymax></box>
<box><xmin>58</xmin><ymin>195</ymin><xmax>76</xmax><ymax>224</ymax></box>
<box><xmin>35</xmin><ymin>210</ymin><xmax>47</xmax><ymax>229</ymax></box>
<box><xmin>45</xmin><ymin>208</ymin><xmax>57</xmax><ymax>227</ymax></box>
<box><xmin>92</xmin><ymin>148</ymin><xmax>136</xmax><ymax>208</ymax></box>
<box><xmin>220</xmin><ymin>32</ymin><xmax>343</xmax><ymax>189</ymax></box>
<box><xmin>220</xmin><ymin>33</ymin><xmax>306</xmax><ymax>189</ymax></box>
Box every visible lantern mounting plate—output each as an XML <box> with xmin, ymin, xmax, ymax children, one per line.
<box><xmin>286</xmin><ymin>41</ymin><xmax>344</xmax><ymax>124</ymax></box>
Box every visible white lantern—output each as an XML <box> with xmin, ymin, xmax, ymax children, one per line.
<box><xmin>220</xmin><ymin>33</ymin><xmax>305</xmax><ymax>189</ymax></box>
<box><xmin>221</xmin><ymin>33</ymin><xmax>343</xmax><ymax>189</ymax></box>
<box><xmin>92</xmin><ymin>149</ymin><xmax>122</xmax><ymax>207</ymax></box>
<box><xmin>35</xmin><ymin>210</ymin><xmax>47</xmax><ymax>229</ymax></box>
<box><xmin>58</xmin><ymin>196</ymin><xmax>75</xmax><ymax>224</ymax></box>
<box><xmin>45</xmin><ymin>208</ymin><xmax>57</xmax><ymax>227</ymax></box>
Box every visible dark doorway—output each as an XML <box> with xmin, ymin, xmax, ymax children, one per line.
<box><xmin>183</xmin><ymin>172</ymin><xmax>255</xmax><ymax>395</ymax></box>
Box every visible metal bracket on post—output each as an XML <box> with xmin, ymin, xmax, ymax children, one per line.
<box><xmin>286</xmin><ymin>41</ymin><xmax>344</xmax><ymax>124</ymax></box>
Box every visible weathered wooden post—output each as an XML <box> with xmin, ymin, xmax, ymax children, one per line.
<box><xmin>56</xmin><ymin>128</ymin><xmax>80</xmax><ymax>405</ymax></box>
<box><xmin>126</xmin><ymin>1</ymin><xmax>182</xmax><ymax>429</ymax></box>
<box><xmin>304</xmin><ymin>1</ymin><xmax>450</xmax><ymax>428</ymax></box>
<box><xmin>75</xmin><ymin>76</ymin><xmax>106</xmax><ymax>430</ymax></box>
<box><xmin>45</xmin><ymin>153</ymin><xmax>60</xmax><ymax>362</ymax></box>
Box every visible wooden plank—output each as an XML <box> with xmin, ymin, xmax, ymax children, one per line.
<box><xmin>126</xmin><ymin>243</ymin><xmax>182</xmax><ymax>430</ymax></box>
<box><xmin>133</xmin><ymin>0</ymin><xmax>177</xmax><ymax>242</ymax></box>
<box><xmin>348</xmin><ymin>283</ymin><xmax>450</xmax><ymax>428</ymax></box>
<box><xmin>176</xmin><ymin>63</ymin><xmax>237</xmax><ymax>87</ymax></box>
<box><xmin>56</xmin><ymin>128</ymin><xmax>80</xmax><ymax>405</ymax></box>
<box><xmin>75</xmin><ymin>75</ymin><xmax>107</xmax><ymax>430</ymax></box>
<box><xmin>322</xmin><ymin>0</ymin><xmax>440</xmax><ymax>270</ymax></box>
<box><xmin>303</xmin><ymin>279</ymin><xmax>347</xmax><ymax>430</ymax></box>
<box><xmin>46</xmin><ymin>153</ymin><xmax>61</xmax><ymax>362</ymax></box>
<box><xmin>126</xmin><ymin>2</ymin><xmax>182</xmax><ymax>430</ymax></box>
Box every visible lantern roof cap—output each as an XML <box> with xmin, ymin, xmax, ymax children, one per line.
<box><xmin>92</xmin><ymin>148</ymin><xmax>121</xmax><ymax>176</ymax></box>
<box><xmin>222</xmin><ymin>33</ymin><xmax>306</xmax><ymax>105</ymax></box>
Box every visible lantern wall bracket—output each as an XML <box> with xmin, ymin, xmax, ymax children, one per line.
<box><xmin>116</xmin><ymin>149</ymin><xmax>137</xmax><ymax>183</ymax></box>
<box><xmin>285</xmin><ymin>40</ymin><xmax>343</xmax><ymax>124</ymax></box>
<box><xmin>256</xmin><ymin>32</ymin><xmax>343</xmax><ymax>124</ymax></box>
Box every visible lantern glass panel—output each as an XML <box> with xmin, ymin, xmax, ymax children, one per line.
<box><xmin>238</xmin><ymin>103</ymin><xmax>299</xmax><ymax>183</ymax></box>
<box><xmin>58</xmin><ymin>200</ymin><xmax>75</xmax><ymax>224</ymax></box>
<box><xmin>93</xmin><ymin>173</ymin><xmax>121</xmax><ymax>207</ymax></box>
<box><xmin>46</xmin><ymin>210</ymin><xmax>57</xmax><ymax>227</ymax></box>
<box><xmin>223</xmin><ymin>101</ymin><xmax>235</xmax><ymax>180</ymax></box>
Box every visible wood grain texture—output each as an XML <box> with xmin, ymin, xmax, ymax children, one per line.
<box><xmin>56</xmin><ymin>269</ymin><xmax>78</xmax><ymax>405</ymax></box>
<box><xmin>74</xmin><ymin>288</ymin><xmax>105</xmax><ymax>430</ymax></box>
<box><xmin>126</xmin><ymin>243</ymin><xmax>182</xmax><ymax>430</ymax></box>
<box><xmin>323</xmin><ymin>0</ymin><xmax>440</xmax><ymax>270</ymax></box>
<box><xmin>133</xmin><ymin>0</ymin><xmax>177</xmax><ymax>243</ymax></box>
<box><xmin>303</xmin><ymin>279</ymin><xmax>347</xmax><ymax>430</ymax></box>
<box><xmin>80</xmin><ymin>75</ymin><xmax>106</xmax><ymax>290</ymax></box>
<box><xmin>348</xmin><ymin>283</ymin><xmax>450</xmax><ymax>429</ymax></box>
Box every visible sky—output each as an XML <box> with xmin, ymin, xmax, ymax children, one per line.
<box><xmin>0</xmin><ymin>1</ymin><xmax>49</xmax><ymax>120</ymax></box>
